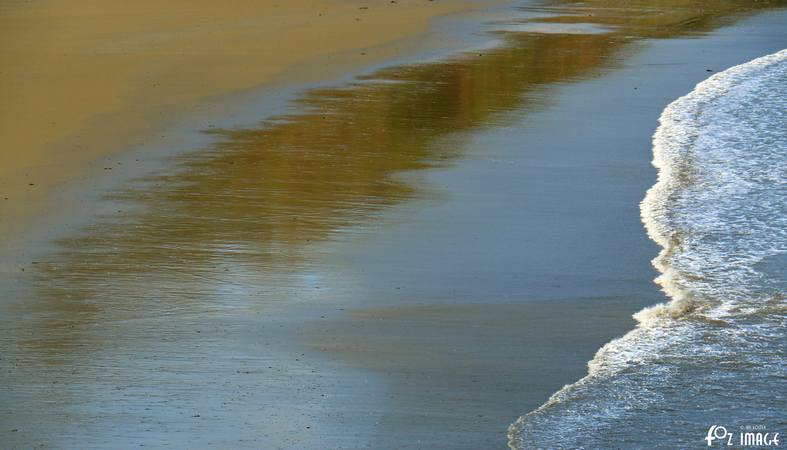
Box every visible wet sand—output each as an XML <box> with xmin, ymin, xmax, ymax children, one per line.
<box><xmin>2</xmin><ymin>0</ymin><xmax>787</xmax><ymax>448</ymax></box>
<box><xmin>303</xmin><ymin>12</ymin><xmax>787</xmax><ymax>448</ymax></box>
<box><xmin>0</xmin><ymin>0</ymin><xmax>500</xmax><ymax>247</ymax></box>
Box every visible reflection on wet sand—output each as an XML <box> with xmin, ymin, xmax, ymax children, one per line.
<box><xmin>2</xmin><ymin>0</ymin><xmax>783</xmax><ymax>447</ymax></box>
<box><xmin>21</xmin><ymin>16</ymin><xmax>621</xmax><ymax>351</ymax></box>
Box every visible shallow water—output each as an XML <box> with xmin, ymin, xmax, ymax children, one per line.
<box><xmin>509</xmin><ymin>48</ymin><xmax>787</xmax><ymax>450</ymax></box>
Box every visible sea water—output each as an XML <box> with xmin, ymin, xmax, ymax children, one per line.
<box><xmin>509</xmin><ymin>49</ymin><xmax>787</xmax><ymax>449</ymax></box>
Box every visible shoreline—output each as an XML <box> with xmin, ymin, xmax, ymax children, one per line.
<box><xmin>511</xmin><ymin>45</ymin><xmax>787</xmax><ymax>448</ymax></box>
<box><xmin>2</xmin><ymin>1</ymin><xmax>786</xmax><ymax>448</ymax></box>
<box><xmin>294</xmin><ymin>7</ymin><xmax>787</xmax><ymax>448</ymax></box>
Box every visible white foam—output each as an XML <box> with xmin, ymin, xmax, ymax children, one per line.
<box><xmin>509</xmin><ymin>49</ymin><xmax>787</xmax><ymax>449</ymax></box>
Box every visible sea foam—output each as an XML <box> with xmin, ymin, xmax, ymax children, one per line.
<box><xmin>509</xmin><ymin>49</ymin><xmax>787</xmax><ymax>449</ymax></box>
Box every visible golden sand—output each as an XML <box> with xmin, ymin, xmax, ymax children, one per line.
<box><xmin>0</xmin><ymin>0</ymin><xmax>490</xmax><ymax>241</ymax></box>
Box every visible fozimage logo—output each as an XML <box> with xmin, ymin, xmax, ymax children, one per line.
<box><xmin>706</xmin><ymin>425</ymin><xmax>780</xmax><ymax>447</ymax></box>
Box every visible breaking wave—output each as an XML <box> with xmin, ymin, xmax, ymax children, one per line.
<box><xmin>509</xmin><ymin>49</ymin><xmax>787</xmax><ymax>449</ymax></box>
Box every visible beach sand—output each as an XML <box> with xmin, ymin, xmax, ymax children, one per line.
<box><xmin>0</xmin><ymin>0</ymin><xmax>497</xmax><ymax>247</ymax></box>
<box><xmin>2</xmin><ymin>0</ymin><xmax>786</xmax><ymax>448</ymax></box>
